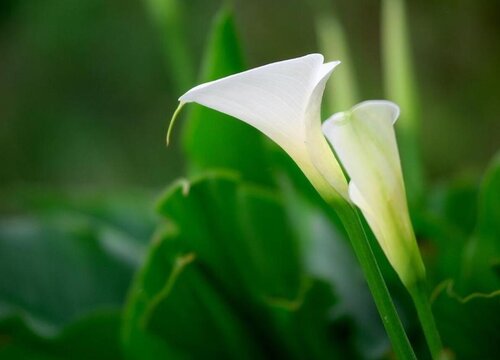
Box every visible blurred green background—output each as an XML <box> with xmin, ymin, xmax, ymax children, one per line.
<box><xmin>1</xmin><ymin>0</ymin><xmax>499</xmax><ymax>193</ymax></box>
<box><xmin>0</xmin><ymin>1</ymin><xmax>499</xmax><ymax>358</ymax></box>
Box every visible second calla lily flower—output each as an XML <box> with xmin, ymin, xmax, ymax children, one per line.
<box><xmin>322</xmin><ymin>101</ymin><xmax>426</xmax><ymax>286</ymax></box>
<box><xmin>172</xmin><ymin>54</ymin><xmax>348</xmax><ymax>202</ymax></box>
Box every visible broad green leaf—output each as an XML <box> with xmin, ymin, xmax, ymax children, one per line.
<box><xmin>122</xmin><ymin>221</ymin><xmax>267</xmax><ymax>359</ymax></box>
<box><xmin>0</xmin><ymin>311</ymin><xmax>123</xmax><ymax>359</ymax></box>
<box><xmin>1</xmin><ymin>187</ymin><xmax>157</xmax><ymax>246</ymax></box>
<box><xmin>124</xmin><ymin>173</ymin><xmax>357</xmax><ymax>358</ymax></box>
<box><xmin>475</xmin><ymin>153</ymin><xmax>500</xmax><ymax>246</ymax></box>
<box><xmin>432</xmin><ymin>282</ymin><xmax>500</xmax><ymax>359</ymax></box>
<box><xmin>0</xmin><ymin>214</ymin><xmax>136</xmax><ymax>335</ymax></box>
<box><xmin>413</xmin><ymin>180</ymin><xmax>479</xmax><ymax>286</ymax></box>
<box><xmin>462</xmin><ymin>153</ymin><xmax>500</xmax><ymax>292</ymax></box>
<box><xmin>412</xmin><ymin>209</ymin><xmax>467</xmax><ymax>288</ymax></box>
<box><xmin>424</xmin><ymin>179</ymin><xmax>479</xmax><ymax>238</ymax></box>
<box><xmin>265</xmin><ymin>279</ymin><xmax>358</xmax><ymax>360</ymax></box>
<box><xmin>144</xmin><ymin>246</ymin><xmax>264</xmax><ymax>359</ymax></box>
<box><xmin>181</xmin><ymin>8</ymin><xmax>272</xmax><ymax>185</ymax></box>
<box><xmin>0</xmin><ymin>190</ymin><xmax>156</xmax><ymax>358</ymax></box>
<box><xmin>440</xmin><ymin>181</ymin><xmax>479</xmax><ymax>237</ymax></box>
<box><xmin>156</xmin><ymin>172</ymin><xmax>302</xmax><ymax>302</ymax></box>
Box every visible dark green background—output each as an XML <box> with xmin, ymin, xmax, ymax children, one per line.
<box><xmin>0</xmin><ymin>0</ymin><xmax>498</xmax><ymax>192</ymax></box>
<box><xmin>0</xmin><ymin>1</ymin><xmax>499</xmax><ymax>358</ymax></box>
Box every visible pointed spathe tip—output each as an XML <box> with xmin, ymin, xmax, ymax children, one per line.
<box><xmin>166</xmin><ymin>102</ymin><xmax>185</xmax><ymax>146</ymax></box>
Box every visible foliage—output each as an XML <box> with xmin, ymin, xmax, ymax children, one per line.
<box><xmin>0</xmin><ymin>2</ymin><xmax>498</xmax><ymax>359</ymax></box>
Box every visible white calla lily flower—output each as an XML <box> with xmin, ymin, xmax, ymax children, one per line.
<box><xmin>322</xmin><ymin>100</ymin><xmax>425</xmax><ymax>286</ymax></box>
<box><xmin>169</xmin><ymin>55</ymin><xmax>438</xmax><ymax>354</ymax></box>
<box><xmin>173</xmin><ymin>54</ymin><xmax>348</xmax><ymax>201</ymax></box>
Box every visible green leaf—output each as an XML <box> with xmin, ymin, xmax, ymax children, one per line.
<box><xmin>462</xmin><ymin>153</ymin><xmax>500</xmax><ymax>292</ymax></box>
<box><xmin>0</xmin><ymin>214</ymin><xmax>136</xmax><ymax>335</ymax></box>
<box><xmin>413</xmin><ymin>179</ymin><xmax>479</xmax><ymax>286</ymax></box>
<box><xmin>0</xmin><ymin>311</ymin><xmax>123</xmax><ymax>359</ymax></box>
<box><xmin>156</xmin><ymin>172</ymin><xmax>302</xmax><ymax>304</ymax></box>
<box><xmin>122</xmin><ymin>223</ymin><xmax>267</xmax><ymax>359</ymax></box>
<box><xmin>1</xmin><ymin>187</ymin><xmax>157</xmax><ymax>246</ymax></box>
<box><xmin>124</xmin><ymin>173</ymin><xmax>358</xmax><ymax>358</ymax></box>
<box><xmin>475</xmin><ymin>153</ymin><xmax>500</xmax><ymax>244</ymax></box>
<box><xmin>181</xmin><ymin>8</ymin><xmax>273</xmax><ymax>186</ymax></box>
<box><xmin>144</xmin><ymin>249</ymin><xmax>264</xmax><ymax>359</ymax></box>
<box><xmin>122</xmin><ymin>228</ymin><xmax>194</xmax><ymax>360</ymax></box>
<box><xmin>428</xmin><ymin>180</ymin><xmax>480</xmax><ymax>238</ymax></box>
<box><xmin>432</xmin><ymin>282</ymin><xmax>500</xmax><ymax>359</ymax></box>
<box><xmin>0</xmin><ymin>189</ymin><xmax>157</xmax><ymax>358</ymax></box>
<box><xmin>265</xmin><ymin>279</ymin><xmax>358</xmax><ymax>359</ymax></box>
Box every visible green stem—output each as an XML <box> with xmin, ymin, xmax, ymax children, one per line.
<box><xmin>381</xmin><ymin>0</ymin><xmax>424</xmax><ymax>205</ymax></box>
<box><xmin>409</xmin><ymin>281</ymin><xmax>444</xmax><ymax>360</ymax></box>
<box><xmin>334</xmin><ymin>202</ymin><xmax>417</xmax><ymax>360</ymax></box>
<box><xmin>145</xmin><ymin>0</ymin><xmax>195</xmax><ymax>91</ymax></box>
<box><xmin>312</xmin><ymin>0</ymin><xmax>359</xmax><ymax>113</ymax></box>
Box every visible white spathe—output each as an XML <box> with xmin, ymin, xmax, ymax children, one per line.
<box><xmin>323</xmin><ymin>100</ymin><xmax>425</xmax><ymax>286</ymax></box>
<box><xmin>178</xmin><ymin>54</ymin><xmax>348</xmax><ymax>201</ymax></box>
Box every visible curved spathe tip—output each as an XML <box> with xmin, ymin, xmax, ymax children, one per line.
<box><xmin>316</xmin><ymin>60</ymin><xmax>341</xmax><ymax>84</ymax></box>
<box><xmin>351</xmin><ymin>100</ymin><xmax>400</xmax><ymax>124</ymax></box>
<box><xmin>322</xmin><ymin>100</ymin><xmax>400</xmax><ymax>133</ymax></box>
<box><xmin>166</xmin><ymin>102</ymin><xmax>185</xmax><ymax>146</ymax></box>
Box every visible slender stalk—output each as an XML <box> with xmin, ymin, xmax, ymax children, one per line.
<box><xmin>333</xmin><ymin>202</ymin><xmax>417</xmax><ymax>360</ymax></box>
<box><xmin>381</xmin><ymin>0</ymin><xmax>424</xmax><ymax>205</ymax></box>
<box><xmin>409</xmin><ymin>281</ymin><xmax>443</xmax><ymax>360</ymax></box>
<box><xmin>146</xmin><ymin>0</ymin><xmax>194</xmax><ymax>91</ymax></box>
<box><xmin>312</xmin><ymin>0</ymin><xmax>359</xmax><ymax>113</ymax></box>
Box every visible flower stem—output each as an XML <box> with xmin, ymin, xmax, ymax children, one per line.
<box><xmin>408</xmin><ymin>280</ymin><xmax>444</xmax><ymax>360</ymax></box>
<box><xmin>145</xmin><ymin>0</ymin><xmax>194</xmax><ymax>91</ymax></box>
<box><xmin>381</xmin><ymin>0</ymin><xmax>424</xmax><ymax>204</ymax></box>
<box><xmin>334</xmin><ymin>202</ymin><xmax>417</xmax><ymax>360</ymax></box>
<box><xmin>312</xmin><ymin>0</ymin><xmax>359</xmax><ymax>113</ymax></box>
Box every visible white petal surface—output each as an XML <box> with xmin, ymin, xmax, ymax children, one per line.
<box><xmin>349</xmin><ymin>181</ymin><xmax>407</xmax><ymax>280</ymax></box>
<box><xmin>322</xmin><ymin>100</ymin><xmax>404</xmax><ymax>207</ymax></box>
<box><xmin>348</xmin><ymin>182</ymin><xmax>385</xmax><ymax>248</ymax></box>
<box><xmin>179</xmin><ymin>54</ymin><xmax>348</xmax><ymax>199</ymax></box>
<box><xmin>305</xmin><ymin>62</ymin><xmax>348</xmax><ymax>198</ymax></box>
<box><xmin>180</xmin><ymin>54</ymin><xmax>321</xmax><ymax>156</ymax></box>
